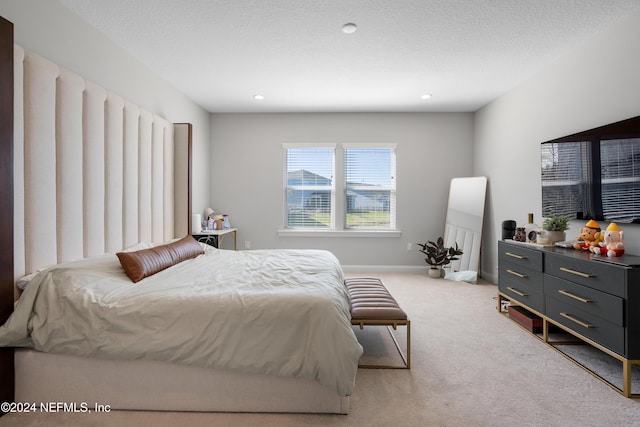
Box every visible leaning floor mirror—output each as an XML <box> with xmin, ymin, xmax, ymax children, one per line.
<box><xmin>443</xmin><ymin>176</ymin><xmax>487</xmax><ymax>284</ymax></box>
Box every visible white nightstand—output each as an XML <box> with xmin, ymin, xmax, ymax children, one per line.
<box><xmin>192</xmin><ymin>228</ymin><xmax>237</xmax><ymax>250</ymax></box>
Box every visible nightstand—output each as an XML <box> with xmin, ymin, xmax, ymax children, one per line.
<box><xmin>192</xmin><ymin>228</ymin><xmax>237</xmax><ymax>250</ymax></box>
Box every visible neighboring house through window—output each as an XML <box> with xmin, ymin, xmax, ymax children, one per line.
<box><xmin>283</xmin><ymin>145</ymin><xmax>335</xmax><ymax>229</ymax></box>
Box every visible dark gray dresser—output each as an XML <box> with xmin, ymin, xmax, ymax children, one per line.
<box><xmin>497</xmin><ymin>240</ymin><xmax>640</xmax><ymax>397</ymax></box>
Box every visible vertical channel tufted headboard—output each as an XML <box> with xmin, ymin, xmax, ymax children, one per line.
<box><xmin>13</xmin><ymin>45</ymin><xmax>180</xmax><ymax>293</ymax></box>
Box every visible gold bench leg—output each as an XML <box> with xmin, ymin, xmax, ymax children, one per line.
<box><xmin>354</xmin><ymin>320</ymin><xmax>411</xmax><ymax>369</ymax></box>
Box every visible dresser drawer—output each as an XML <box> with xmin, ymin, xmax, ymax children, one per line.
<box><xmin>546</xmin><ymin>296</ymin><xmax>624</xmax><ymax>356</ymax></box>
<box><xmin>499</xmin><ymin>262</ymin><xmax>544</xmax><ymax>313</ymax></box>
<box><xmin>544</xmin><ymin>274</ymin><xmax>623</xmax><ymax>326</ymax></box>
<box><xmin>498</xmin><ymin>242</ymin><xmax>543</xmax><ymax>272</ymax></box>
<box><xmin>545</xmin><ymin>252</ymin><xmax>625</xmax><ymax>297</ymax></box>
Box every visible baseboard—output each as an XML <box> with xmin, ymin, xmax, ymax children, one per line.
<box><xmin>481</xmin><ymin>269</ymin><xmax>498</xmax><ymax>284</ymax></box>
<box><xmin>341</xmin><ymin>265</ymin><xmax>427</xmax><ymax>273</ymax></box>
<box><xmin>342</xmin><ymin>265</ymin><xmax>499</xmax><ymax>285</ymax></box>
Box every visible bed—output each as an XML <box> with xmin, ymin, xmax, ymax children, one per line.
<box><xmin>2</xmin><ymin>240</ymin><xmax>362</xmax><ymax>412</ymax></box>
<box><xmin>0</xmin><ymin>37</ymin><xmax>362</xmax><ymax>413</ymax></box>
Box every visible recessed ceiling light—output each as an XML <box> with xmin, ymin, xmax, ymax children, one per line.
<box><xmin>253</xmin><ymin>94</ymin><xmax>264</xmax><ymax>100</ymax></box>
<box><xmin>342</xmin><ymin>23</ymin><xmax>357</xmax><ymax>34</ymax></box>
<box><xmin>421</xmin><ymin>93</ymin><xmax>432</xmax><ymax>100</ymax></box>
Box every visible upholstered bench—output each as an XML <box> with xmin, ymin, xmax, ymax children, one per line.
<box><xmin>345</xmin><ymin>277</ymin><xmax>411</xmax><ymax>369</ymax></box>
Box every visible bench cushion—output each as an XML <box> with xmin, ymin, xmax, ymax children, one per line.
<box><xmin>345</xmin><ymin>277</ymin><xmax>407</xmax><ymax>321</ymax></box>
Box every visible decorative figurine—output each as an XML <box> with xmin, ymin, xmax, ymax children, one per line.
<box><xmin>573</xmin><ymin>219</ymin><xmax>603</xmax><ymax>250</ymax></box>
<box><xmin>591</xmin><ymin>222</ymin><xmax>624</xmax><ymax>257</ymax></box>
<box><xmin>513</xmin><ymin>227</ymin><xmax>526</xmax><ymax>242</ymax></box>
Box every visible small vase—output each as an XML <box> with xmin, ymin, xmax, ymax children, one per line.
<box><xmin>428</xmin><ymin>267</ymin><xmax>443</xmax><ymax>279</ymax></box>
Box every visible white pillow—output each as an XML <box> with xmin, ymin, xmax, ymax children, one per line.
<box><xmin>16</xmin><ymin>272</ymin><xmax>39</xmax><ymax>291</ymax></box>
<box><xmin>445</xmin><ymin>270</ymin><xmax>478</xmax><ymax>284</ymax></box>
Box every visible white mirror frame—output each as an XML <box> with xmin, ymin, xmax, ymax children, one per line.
<box><xmin>443</xmin><ymin>176</ymin><xmax>487</xmax><ymax>283</ymax></box>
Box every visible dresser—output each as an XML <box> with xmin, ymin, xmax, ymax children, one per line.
<box><xmin>497</xmin><ymin>240</ymin><xmax>640</xmax><ymax>397</ymax></box>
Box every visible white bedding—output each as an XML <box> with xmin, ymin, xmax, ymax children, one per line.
<box><xmin>0</xmin><ymin>246</ymin><xmax>363</xmax><ymax>396</ymax></box>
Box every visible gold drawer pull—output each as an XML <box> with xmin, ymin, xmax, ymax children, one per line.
<box><xmin>506</xmin><ymin>286</ymin><xmax>528</xmax><ymax>297</ymax></box>
<box><xmin>506</xmin><ymin>269</ymin><xmax>527</xmax><ymax>279</ymax></box>
<box><xmin>560</xmin><ymin>267</ymin><xmax>594</xmax><ymax>278</ymax></box>
<box><xmin>505</xmin><ymin>252</ymin><xmax>526</xmax><ymax>260</ymax></box>
<box><xmin>560</xmin><ymin>312</ymin><xmax>594</xmax><ymax>329</ymax></box>
<box><xmin>558</xmin><ymin>289</ymin><xmax>593</xmax><ymax>304</ymax></box>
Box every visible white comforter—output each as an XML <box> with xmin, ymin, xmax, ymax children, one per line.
<box><xmin>0</xmin><ymin>246</ymin><xmax>363</xmax><ymax>396</ymax></box>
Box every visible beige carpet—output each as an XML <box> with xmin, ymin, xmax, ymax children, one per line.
<box><xmin>2</xmin><ymin>272</ymin><xmax>640</xmax><ymax>427</ymax></box>
<box><xmin>352</xmin><ymin>325</ymin><xmax>408</xmax><ymax>368</ymax></box>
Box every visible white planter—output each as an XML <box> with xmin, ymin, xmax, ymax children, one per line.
<box><xmin>545</xmin><ymin>230</ymin><xmax>566</xmax><ymax>244</ymax></box>
<box><xmin>428</xmin><ymin>267</ymin><xmax>444</xmax><ymax>278</ymax></box>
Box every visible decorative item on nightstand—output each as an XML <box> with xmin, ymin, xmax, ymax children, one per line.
<box><xmin>417</xmin><ymin>237</ymin><xmax>463</xmax><ymax>279</ymax></box>
<box><xmin>541</xmin><ymin>214</ymin><xmax>570</xmax><ymax>244</ymax></box>
<box><xmin>212</xmin><ymin>214</ymin><xmax>224</xmax><ymax>230</ymax></box>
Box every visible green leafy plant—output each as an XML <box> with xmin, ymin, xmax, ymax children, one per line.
<box><xmin>417</xmin><ymin>237</ymin><xmax>463</xmax><ymax>267</ymax></box>
<box><xmin>542</xmin><ymin>215</ymin><xmax>570</xmax><ymax>232</ymax></box>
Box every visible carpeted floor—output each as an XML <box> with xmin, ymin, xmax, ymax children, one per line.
<box><xmin>1</xmin><ymin>272</ymin><xmax>640</xmax><ymax>426</ymax></box>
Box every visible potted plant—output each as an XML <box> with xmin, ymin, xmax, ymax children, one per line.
<box><xmin>542</xmin><ymin>215</ymin><xmax>571</xmax><ymax>244</ymax></box>
<box><xmin>417</xmin><ymin>237</ymin><xmax>463</xmax><ymax>278</ymax></box>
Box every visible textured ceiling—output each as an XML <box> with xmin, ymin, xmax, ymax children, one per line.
<box><xmin>59</xmin><ymin>0</ymin><xmax>640</xmax><ymax>113</ymax></box>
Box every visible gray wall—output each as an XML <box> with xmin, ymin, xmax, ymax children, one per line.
<box><xmin>209</xmin><ymin>113</ymin><xmax>474</xmax><ymax>268</ymax></box>
<box><xmin>475</xmin><ymin>9</ymin><xmax>640</xmax><ymax>282</ymax></box>
<box><xmin>0</xmin><ymin>0</ymin><xmax>211</xmax><ymax>218</ymax></box>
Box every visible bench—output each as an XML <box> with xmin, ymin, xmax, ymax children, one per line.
<box><xmin>345</xmin><ymin>277</ymin><xmax>411</xmax><ymax>369</ymax></box>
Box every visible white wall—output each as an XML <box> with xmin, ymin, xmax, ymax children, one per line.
<box><xmin>209</xmin><ymin>113</ymin><xmax>474</xmax><ymax>268</ymax></box>
<box><xmin>475</xmin><ymin>9</ymin><xmax>640</xmax><ymax>283</ymax></box>
<box><xmin>0</xmin><ymin>0</ymin><xmax>211</xmax><ymax>219</ymax></box>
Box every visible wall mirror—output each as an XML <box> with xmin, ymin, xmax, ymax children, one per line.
<box><xmin>443</xmin><ymin>176</ymin><xmax>487</xmax><ymax>283</ymax></box>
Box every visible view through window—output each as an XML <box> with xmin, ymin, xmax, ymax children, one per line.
<box><xmin>284</xmin><ymin>144</ymin><xmax>396</xmax><ymax>230</ymax></box>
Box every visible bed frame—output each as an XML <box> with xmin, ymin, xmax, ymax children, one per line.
<box><xmin>0</xmin><ymin>16</ymin><xmax>15</xmax><ymax>409</ymax></box>
<box><xmin>1</xmin><ymin>17</ymin><xmax>350</xmax><ymax>413</ymax></box>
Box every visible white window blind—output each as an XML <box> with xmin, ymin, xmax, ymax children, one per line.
<box><xmin>283</xmin><ymin>145</ymin><xmax>335</xmax><ymax>229</ymax></box>
<box><xmin>344</xmin><ymin>145</ymin><xmax>396</xmax><ymax>229</ymax></box>
<box><xmin>601</xmin><ymin>138</ymin><xmax>640</xmax><ymax>222</ymax></box>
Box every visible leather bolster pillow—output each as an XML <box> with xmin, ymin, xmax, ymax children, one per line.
<box><xmin>116</xmin><ymin>235</ymin><xmax>205</xmax><ymax>283</ymax></box>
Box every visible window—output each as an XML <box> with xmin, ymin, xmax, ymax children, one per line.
<box><xmin>344</xmin><ymin>145</ymin><xmax>396</xmax><ymax>229</ymax></box>
<box><xmin>283</xmin><ymin>145</ymin><xmax>335</xmax><ymax>229</ymax></box>
<box><xmin>283</xmin><ymin>144</ymin><xmax>396</xmax><ymax>231</ymax></box>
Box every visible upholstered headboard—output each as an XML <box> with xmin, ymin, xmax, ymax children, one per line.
<box><xmin>13</xmin><ymin>45</ymin><xmax>182</xmax><ymax>293</ymax></box>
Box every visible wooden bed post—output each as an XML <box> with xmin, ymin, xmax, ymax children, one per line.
<box><xmin>174</xmin><ymin>123</ymin><xmax>193</xmax><ymax>236</ymax></box>
<box><xmin>0</xmin><ymin>15</ymin><xmax>15</xmax><ymax>411</ymax></box>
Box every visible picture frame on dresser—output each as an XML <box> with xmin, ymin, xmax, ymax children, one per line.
<box><xmin>497</xmin><ymin>239</ymin><xmax>640</xmax><ymax>398</ymax></box>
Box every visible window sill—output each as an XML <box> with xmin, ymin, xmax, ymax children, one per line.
<box><xmin>277</xmin><ymin>229</ymin><xmax>402</xmax><ymax>238</ymax></box>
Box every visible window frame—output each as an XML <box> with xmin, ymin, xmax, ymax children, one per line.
<box><xmin>282</xmin><ymin>143</ymin><xmax>336</xmax><ymax>230</ymax></box>
<box><xmin>280</xmin><ymin>143</ymin><xmax>400</xmax><ymax>237</ymax></box>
